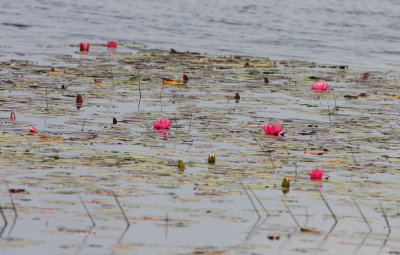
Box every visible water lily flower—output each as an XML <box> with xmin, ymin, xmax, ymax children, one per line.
<box><xmin>263</xmin><ymin>123</ymin><xmax>283</xmax><ymax>136</ymax></box>
<box><xmin>154</xmin><ymin>118</ymin><xmax>172</xmax><ymax>129</ymax></box>
<box><xmin>308</xmin><ymin>169</ymin><xmax>324</xmax><ymax>179</ymax></box>
<box><xmin>108</xmin><ymin>41</ymin><xmax>117</xmax><ymax>48</ymax></box>
<box><xmin>10</xmin><ymin>112</ymin><xmax>15</xmax><ymax>120</ymax></box>
<box><xmin>30</xmin><ymin>126</ymin><xmax>39</xmax><ymax>133</ymax></box>
<box><xmin>310</xmin><ymin>80</ymin><xmax>330</xmax><ymax>90</ymax></box>
<box><xmin>80</xmin><ymin>42</ymin><xmax>89</xmax><ymax>52</ymax></box>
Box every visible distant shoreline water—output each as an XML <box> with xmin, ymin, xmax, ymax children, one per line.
<box><xmin>1</xmin><ymin>0</ymin><xmax>399</xmax><ymax>71</ymax></box>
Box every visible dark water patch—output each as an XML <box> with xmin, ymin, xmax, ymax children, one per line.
<box><xmin>2</xmin><ymin>22</ymin><xmax>31</xmax><ymax>28</ymax></box>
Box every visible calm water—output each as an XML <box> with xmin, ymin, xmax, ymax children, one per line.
<box><xmin>1</xmin><ymin>0</ymin><xmax>400</xmax><ymax>70</ymax></box>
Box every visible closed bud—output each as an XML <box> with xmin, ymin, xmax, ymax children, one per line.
<box><xmin>178</xmin><ymin>159</ymin><xmax>185</xmax><ymax>169</ymax></box>
<box><xmin>208</xmin><ymin>153</ymin><xmax>215</xmax><ymax>164</ymax></box>
<box><xmin>281</xmin><ymin>177</ymin><xmax>290</xmax><ymax>188</ymax></box>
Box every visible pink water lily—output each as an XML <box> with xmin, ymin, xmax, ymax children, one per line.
<box><xmin>310</xmin><ymin>80</ymin><xmax>330</xmax><ymax>90</ymax></box>
<box><xmin>308</xmin><ymin>169</ymin><xmax>324</xmax><ymax>179</ymax></box>
<box><xmin>108</xmin><ymin>41</ymin><xmax>117</xmax><ymax>48</ymax></box>
<box><xmin>30</xmin><ymin>126</ymin><xmax>39</xmax><ymax>133</ymax></box>
<box><xmin>80</xmin><ymin>42</ymin><xmax>89</xmax><ymax>52</ymax></box>
<box><xmin>263</xmin><ymin>123</ymin><xmax>283</xmax><ymax>136</ymax></box>
<box><xmin>154</xmin><ymin>118</ymin><xmax>172</xmax><ymax>129</ymax></box>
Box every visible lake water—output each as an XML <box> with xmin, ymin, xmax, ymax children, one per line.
<box><xmin>1</xmin><ymin>0</ymin><xmax>400</xmax><ymax>70</ymax></box>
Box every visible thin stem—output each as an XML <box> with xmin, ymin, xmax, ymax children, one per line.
<box><xmin>78</xmin><ymin>194</ymin><xmax>96</xmax><ymax>227</ymax></box>
<box><xmin>138</xmin><ymin>70</ymin><xmax>142</xmax><ymax>100</ymax></box>
<box><xmin>251</xmin><ymin>132</ymin><xmax>275</xmax><ymax>168</ymax></box>
<box><xmin>248</xmin><ymin>186</ymin><xmax>270</xmax><ymax>217</ymax></box>
<box><xmin>351</xmin><ymin>196</ymin><xmax>372</xmax><ymax>232</ymax></box>
<box><xmin>379</xmin><ymin>202</ymin><xmax>391</xmax><ymax>235</ymax></box>
<box><xmin>318</xmin><ymin>189</ymin><xmax>337</xmax><ymax>223</ymax></box>
<box><xmin>240</xmin><ymin>181</ymin><xmax>261</xmax><ymax>219</ymax></box>
<box><xmin>108</xmin><ymin>52</ymin><xmax>115</xmax><ymax>87</ymax></box>
<box><xmin>283</xmin><ymin>199</ymin><xmax>300</xmax><ymax>227</ymax></box>
<box><xmin>6</xmin><ymin>182</ymin><xmax>17</xmax><ymax>218</ymax></box>
<box><xmin>188</xmin><ymin>113</ymin><xmax>193</xmax><ymax>135</ymax></box>
<box><xmin>113</xmin><ymin>193</ymin><xmax>130</xmax><ymax>227</ymax></box>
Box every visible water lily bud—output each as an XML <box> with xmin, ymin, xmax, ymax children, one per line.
<box><xmin>30</xmin><ymin>126</ymin><xmax>39</xmax><ymax>133</ymax></box>
<box><xmin>76</xmin><ymin>93</ymin><xmax>83</xmax><ymax>110</ymax></box>
<box><xmin>178</xmin><ymin>159</ymin><xmax>185</xmax><ymax>169</ymax></box>
<box><xmin>281</xmin><ymin>177</ymin><xmax>290</xmax><ymax>188</ymax></box>
<box><xmin>235</xmin><ymin>92</ymin><xmax>240</xmax><ymax>102</ymax></box>
<box><xmin>61</xmin><ymin>84</ymin><xmax>67</xmax><ymax>89</ymax></box>
<box><xmin>264</xmin><ymin>76</ymin><xmax>269</xmax><ymax>84</ymax></box>
<box><xmin>80</xmin><ymin>42</ymin><xmax>89</xmax><ymax>52</ymax></box>
<box><xmin>10</xmin><ymin>112</ymin><xmax>16</xmax><ymax>120</ymax></box>
<box><xmin>113</xmin><ymin>117</ymin><xmax>117</xmax><ymax>124</ymax></box>
<box><xmin>54</xmin><ymin>154</ymin><xmax>59</xmax><ymax>160</ymax></box>
<box><xmin>208</xmin><ymin>153</ymin><xmax>215</xmax><ymax>164</ymax></box>
<box><xmin>183</xmin><ymin>74</ymin><xmax>189</xmax><ymax>83</ymax></box>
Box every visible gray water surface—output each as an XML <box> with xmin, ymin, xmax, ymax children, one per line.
<box><xmin>1</xmin><ymin>0</ymin><xmax>399</xmax><ymax>70</ymax></box>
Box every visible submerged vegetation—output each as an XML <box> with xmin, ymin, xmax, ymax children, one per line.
<box><xmin>0</xmin><ymin>41</ymin><xmax>399</xmax><ymax>254</ymax></box>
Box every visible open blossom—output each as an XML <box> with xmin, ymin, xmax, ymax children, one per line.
<box><xmin>154</xmin><ymin>118</ymin><xmax>172</xmax><ymax>129</ymax></box>
<box><xmin>308</xmin><ymin>169</ymin><xmax>324</xmax><ymax>179</ymax></box>
<box><xmin>30</xmin><ymin>126</ymin><xmax>39</xmax><ymax>133</ymax></box>
<box><xmin>310</xmin><ymin>80</ymin><xmax>330</xmax><ymax>90</ymax></box>
<box><xmin>108</xmin><ymin>41</ymin><xmax>117</xmax><ymax>47</ymax></box>
<box><xmin>263</xmin><ymin>123</ymin><xmax>283</xmax><ymax>136</ymax></box>
<box><xmin>80</xmin><ymin>42</ymin><xmax>89</xmax><ymax>52</ymax></box>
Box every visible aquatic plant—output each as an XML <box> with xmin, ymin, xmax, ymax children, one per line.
<box><xmin>153</xmin><ymin>118</ymin><xmax>172</xmax><ymax>129</ymax></box>
<box><xmin>79</xmin><ymin>42</ymin><xmax>89</xmax><ymax>52</ymax></box>
<box><xmin>208</xmin><ymin>153</ymin><xmax>215</xmax><ymax>164</ymax></box>
<box><xmin>308</xmin><ymin>169</ymin><xmax>324</xmax><ymax>179</ymax></box>
<box><xmin>183</xmin><ymin>74</ymin><xmax>189</xmax><ymax>83</ymax></box>
<box><xmin>108</xmin><ymin>41</ymin><xmax>117</xmax><ymax>48</ymax></box>
<box><xmin>29</xmin><ymin>126</ymin><xmax>38</xmax><ymax>133</ymax></box>
<box><xmin>263</xmin><ymin>123</ymin><xmax>283</xmax><ymax>136</ymax></box>
<box><xmin>10</xmin><ymin>112</ymin><xmax>15</xmax><ymax>120</ymax></box>
<box><xmin>310</xmin><ymin>80</ymin><xmax>330</xmax><ymax>90</ymax></box>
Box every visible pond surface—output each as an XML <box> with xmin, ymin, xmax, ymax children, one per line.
<box><xmin>1</xmin><ymin>0</ymin><xmax>400</xmax><ymax>70</ymax></box>
<box><xmin>0</xmin><ymin>43</ymin><xmax>399</xmax><ymax>254</ymax></box>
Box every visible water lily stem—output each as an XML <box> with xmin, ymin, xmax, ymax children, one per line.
<box><xmin>108</xmin><ymin>52</ymin><xmax>115</xmax><ymax>87</ymax></box>
<box><xmin>283</xmin><ymin>199</ymin><xmax>300</xmax><ymax>227</ymax></box>
<box><xmin>165</xmin><ymin>212</ymin><xmax>169</xmax><ymax>238</ymax></box>
<box><xmin>251</xmin><ymin>132</ymin><xmax>275</xmax><ymax>168</ymax></box>
<box><xmin>78</xmin><ymin>194</ymin><xmax>96</xmax><ymax>227</ymax></box>
<box><xmin>113</xmin><ymin>193</ymin><xmax>130</xmax><ymax>227</ymax></box>
<box><xmin>379</xmin><ymin>202</ymin><xmax>391</xmax><ymax>236</ymax></box>
<box><xmin>351</xmin><ymin>197</ymin><xmax>371</xmax><ymax>232</ymax></box>
<box><xmin>327</xmin><ymin>101</ymin><xmax>332</xmax><ymax>127</ymax></box>
<box><xmin>318</xmin><ymin>189</ymin><xmax>337</xmax><ymax>223</ymax></box>
<box><xmin>188</xmin><ymin>113</ymin><xmax>193</xmax><ymax>135</ymax></box>
<box><xmin>0</xmin><ymin>203</ymin><xmax>7</xmax><ymax>226</ymax></box>
<box><xmin>248</xmin><ymin>186</ymin><xmax>270</xmax><ymax>217</ymax></box>
<box><xmin>240</xmin><ymin>181</ymin><xmax>261</xmax><ymax>219</ymax></box>
<box><xmin>45</xmin><ymin>88</ymin><xmax>49</xmax><ymax>109</ymax></box>
<box><xmin>6</xmin><ymin>181</ymin><xmax>17</xmax><ymax>219</ymax></box>
<box><xmin>138</xmin><ymin>70</ymin><xmax>142</xmax><ymax>101</ymax></box>
<box><xmin>295</xmin><ymin>163</ymin><xmax>298</xmax><ymax>182</ymax></box>
<box><xmin>81</xmin><ymin>121</ymin><xmax>85</xmax><ymax>132</ymax></box>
